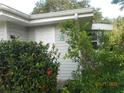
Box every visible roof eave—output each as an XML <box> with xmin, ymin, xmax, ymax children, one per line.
<box><xmin>0</xmin><ymin>3</ymin><xmax>30</xmax><ymax>19</ymax></box>
<box><xmin>0</xmin><ymin>4</ymin><xmax>94</xmax><ymax>26</ymax></box>
<box><xmin>30</xmin><ymin>13</ymin><xmax>93</xmax><ymax>26</ymax></box>
<box><xmin>31</xmin><ymin>8</ymin><xmax>93</xmax><ymax>20</ymax></box>
<box><xmin>0</xmin><ymin>11</ymin><xmax>93</xmax><ymax>26</ymax></box>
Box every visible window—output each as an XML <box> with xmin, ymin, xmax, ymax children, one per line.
<box><xmin>59</xmin><ymin>33</ymin><xmax>65</xmax><ymax>41</ymax></box>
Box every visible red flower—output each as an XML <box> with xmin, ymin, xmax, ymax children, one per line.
<box><xmin>47</xmin><ymin>68</ymin><xmax>52</xmax><ymax>77</ymax></box>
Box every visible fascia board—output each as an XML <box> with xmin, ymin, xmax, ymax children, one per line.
<box><xmin>29</xmin><ymin>13</ymin><xmax>93</xmax><ymax>26</ymax></box>
<box><xmin>31</xmin><ymin>8</ymin><xmax>93</xmax><ymax>20</ymax></box>
<box><xmin>0</xmin><ymin>10</ymin><xmax>93</xmax><ymax>26</ymax></box>
<box><xmin>0</xmin><ymin>11</ymin><xmax>3</xmax><ymax>15</ymax></box>
<box><xmin>0</xmin><ymin>11</ymin><xmax>29</xmax><ymax>26</ymax></box>
<box><xmin>92</xmin><ymin>23</ymin><xmax>113</xmax><ymax>31</ymax></box>
<box><xmin>78</xmin><ymin>13</ymin><xmax>93</xmax><ymax>18</ymax></box>
<box><xmin>0</xmin><ymin>3</ymin><xmax>30</xmax><ymax>19</ymax></box>
<box><xmin>0</xmin><ymin>3</ymin><xmax>94</xmax><ymax>22</ymax></box>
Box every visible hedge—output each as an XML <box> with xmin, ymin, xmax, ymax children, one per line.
<box><xmin>0</xmin><ymin>40</ymin><xmax>59</xmax><ymax>93</ymax></box>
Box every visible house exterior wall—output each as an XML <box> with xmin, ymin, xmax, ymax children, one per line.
<box><xmin>28</xmin><ymin>24</ymin><xmax>78</xmax><ymax>80</ymax></box>
<box><xmin>0</xmin><ymin>5</ymin><xmax>94</xmax><ymax>81</ymax></box>
<box><xmin>0</xmin><ymin>21</ymin><xmax>8</xmax><ymax>40</ymax></box>
<box><xmin>33</xmin><ymin>25</ymin><xmax>55</xmax><ymax>45</ymax></box>
<box><xmin>55</xmin><ymin>26</ymin><xmax>78</xmax><ymax>80</ymax></box>
<box><xmin>6</xmin><ymin>22</ymin><xmax>28</xmax><ymax>40</ymax></box>
<box><xmin>28</xmin><ymin>24</ymin><xmax>77</xmax><ymax>80</ymax></box>
<box><xmin>28</xmin><ymin>28</ymin><xmax>35</xmax><ymax>41</ymax></box>
<box><xmin>2</xmin><ymin>21</ymin><xmax>77</xmax><ymax>80</ymax></box>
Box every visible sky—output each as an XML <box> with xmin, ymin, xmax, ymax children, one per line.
<box><xmin>0</xmin><ymin>0</ymin><xmax>123</xmax><ymax>18</ymax></box>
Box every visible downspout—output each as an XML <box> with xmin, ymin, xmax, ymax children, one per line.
<box><xmin>74</xmin><ymin>13</ymin><xmax>78</xmax><ymax>20</ymax></box>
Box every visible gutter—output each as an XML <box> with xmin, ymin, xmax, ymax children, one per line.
<box><xmin>29</xmin><ymin>13</ymin><xmax>93</xmax><ymax>26</ymax></box>
<box><xmin>0</xmin><ymin>3</ymin><xmax>93</xmax><ymax>26</ymax></box>
<box><xmin>30</xmin><ymin>8</ymin><xmax>93</xmax><ymax>20</ymax></box>
<box><xmin>0</xmin><ymin>3</ymin><xmax>30</xmax><ymax>19</ymax></box>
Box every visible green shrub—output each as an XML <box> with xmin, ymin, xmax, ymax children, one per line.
<box><xmin>64</xmin><ymin>49</ymin><xmax>124</xmax><ymax>93</ymax></box>
<box><xmin>94</xmin><ymin>50</ymin><xmax>124</xmax><ymax>93</ymax></box>
<box><xmin>61</xmin><ymin>87</ymin><xmax>70</xmax><ymax>93</ymax></box>
<box><xmin>60</xmin><ymin>19</ymin><xmax>124</xmax><ymax>93</ymax></box>
<box><xmin>0</xmin><ymin>40</ymin><xmax>59</xmax><ymax>93</ymax></box>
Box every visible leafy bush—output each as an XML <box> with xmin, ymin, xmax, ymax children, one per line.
<box><xmin>61</xmin><ymin>87</ymin><xmax>70</xmax><ymax>93</ymax></box>
<box><xmin>94</xmin><ymin>50</ymin><xmax>124</xmax><ymax>93</ymax></box>
<box><xmin>63</xmin><ymin>41</ymin><xmax>124</xmax><ymax>93</ymax></box>
<box><xmin>0</xmin><ymin>40</ymin><xmax>59</xmax><ymax>93</ymax></box>
<box><xmin>60</xmin><ymin>19</ymin><xmax>124</xmax><ymax>93</ymax></box>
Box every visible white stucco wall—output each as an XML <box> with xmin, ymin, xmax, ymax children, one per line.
<box><xmin>28</xmin><ymin>28</ymin><xmax>35</xmax><ymax>41</ymax></box>
<box><xmin>0</xmin><ymin>21</ymin><xmax>77</xmax><ymax>80</ymax></box>
<box><xmin>34</xmin><ymin>25</ymin><xmax>55</xmax><ymax>45</ymax></box>
<box><xmin>0</xmin><ymin>21</ymin><xmax>7</xmax><ymax>40</ymax></box>
<box><xmin>6</xmin><ymin>22</ymin><xmax>28</xmax><ymax>40</ymax></box>
<box><xmin>55</xmin><ymin>26</ymin><xmax>78</xmax><ymax>80</ymax></box>
<box><xmin>30</xmin><ymin>24</ymin><xmax>78</xmax><ymax>80</ymax></box>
